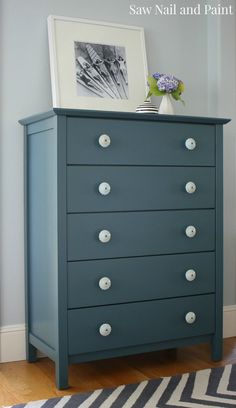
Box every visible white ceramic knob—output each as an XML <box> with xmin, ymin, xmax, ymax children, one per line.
<box><xmin>185</xmin><ymin>311</ymin><xmax>196</xmax><ymax>324</ymax></box>
<box><xmin>98</xmin><ymin>182</ymin><xmax>111</xmax><ymax>196</ymax></box>
<box><xmin>98</xmin><ymin>230</ymin><xmax>111</xmax><ymax>243</ymax></box>
<box><xmin>185</xmin><ymin>181</ymin><xmax>196</xmax><ymax>194</ymax></box>
<box><xmin>99</xmin><ymin>323</ymin><xmax>112</xmax><ymax>336</ymax></box>
<box><xmin>98</xmin><ymin>134</ymin><xmax>111</xmax><ymax>148</ymax></box>
<box><xmin>185</xmin><ymin>138</ymin><xmax>196</xmax><ymax>150</ymax></box>
<box><xmin>185</xmin><ymin>269</ymin><xmax>196</xmax><ymax>282</ymax></box>
<box><xmin>185</xmin><ymin>225</ymin><xmax>197</xmax><ymax>238</ymax></box>
<box><xmin>99</xmin><ymin>277</ymin><xmax>112</xmax><ymax>290</ymax></box>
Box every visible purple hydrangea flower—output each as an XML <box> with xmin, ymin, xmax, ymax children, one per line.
<box><xmin>157</xmin><ymin>74</ymin><xmax>179</xmax><ymax>93</ymax></box>
<box><xmin>153</xmin><ymin>72</ymin><xmax>163</xmax><ymax>79</ymax></box>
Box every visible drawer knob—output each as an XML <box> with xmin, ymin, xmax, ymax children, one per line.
<box><xmin>98</xmin><ymin>182</ymin><xmax>111</xmax><ymax>196</ymax></box>
<box><xmin>185</xmin><ymin>311</ymin><xmax>196</xmax><ymax>324</ymax></box>
<box><xmin>185</xmin><ymin>138</ymin><xmax>196</xmax><ymax>150</ymax></box>
<box><xmin>185</xmin><ymin>269</ymin><xmax>197</xmax><ymax>281</ymax></box>
<box><xmin>99</xmin><ymin>323</ymin><xmax>112</xmax><ymax>336</ymax></box>
<box><xmin>185</xmin><ymin>225</ymin><xmax>197</xmax><ymax>238</ymax></box>
<box><xmin>99</xmin><ymin>277</ymin><xmax>112</xmax><ymax>290</ymax></box>
<box><xmin>99</xmin><ymin>134</ymin><xmax>111</xmax><ymax>148</ymax></box>
<box><xmin>185</xmin><ymin>181</ymin><xmax>196</xmax><ymax>194</ymax></box>
<box><xmin>99</xmin><ymin>229</ymin><xmax>111</xmax><ymax>243</ymax></box>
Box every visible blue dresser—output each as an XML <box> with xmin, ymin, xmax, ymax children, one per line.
<box><xmin>20</xmin><ymin>109</ymin><xmax>230</xmax><ymax>389</ymax></box>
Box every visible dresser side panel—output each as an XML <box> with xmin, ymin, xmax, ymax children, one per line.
<box><xmin>27</xmin><ymin>116</ymin><xmax>58</xmax><ymax>349</ymax></box>
<box><xmin>55</xmin><ymin>115</ymin><xmax>69</xmax><ymax>386</ymax></box>
<box><xmin>212</xmin><ymin>124</ymin><xmax>224</xmax><ymax>359</ymax></box>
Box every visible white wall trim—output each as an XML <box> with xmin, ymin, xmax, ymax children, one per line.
<box><xmin>1</xmin><ymin>307</ymin><xmax>236</xmax><ymax>363</ymax></box>
<box><xmin>0</xmin><ymin>324</ymin><xmax>26</xmax><ymax>363</ymax></box>
<box><xmin>223</xmin><ymin>305</ymin><xmax>236</xmax><ymax>339</ymax></box>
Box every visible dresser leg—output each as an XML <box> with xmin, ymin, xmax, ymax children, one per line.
<box><xmin>26</xmin><ymin>342</ymin><xmax>37</xmax><ymax>362</ymax></box>
<box><xmin>211</xmin><ymin>336</ymin><xmax>223</xmax><ymax>361</ymax></box>
<box><xmin>55</xmin><ymin>360</ymin><xmax>69</xmax><ymax>390</ymax></box>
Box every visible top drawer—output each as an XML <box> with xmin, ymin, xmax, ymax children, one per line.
<box><xmin>67</xmin><ymin>118</ymin><xmax>215</xmax><ymax>166</ymax></box>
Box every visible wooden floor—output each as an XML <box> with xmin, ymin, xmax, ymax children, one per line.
<box><xmin>1</xmin><ymin>338</ymin><xmax>236</xmax><ymax>406</ymax></box>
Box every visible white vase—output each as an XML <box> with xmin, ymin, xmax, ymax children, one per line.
<box><xmin>158</xmin><ymin>94</ymin><xmax>174</xmax><ymax>114</ymax></box>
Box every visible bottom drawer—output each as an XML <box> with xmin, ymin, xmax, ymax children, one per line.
<box><xmin>68</xmin><ymin>294</ymin><xmax>215</xmax><ymax>355</ymax></box>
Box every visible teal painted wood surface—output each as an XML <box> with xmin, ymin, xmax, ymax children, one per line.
<box><xmin>20</xmin><ymin>108</ymin><xmax>229</xmax><ymax>389</ymax></box>
<box><xmin>212</xmin><ymin>124</ymin><xmax>224</xmax><ymax>361</ymax></box>
<box><xmin>19</xmin><ymin>108</ymin><xmax>230</xmax><ymax>125</ymax></box>
<box><xmin>67</xmin><ymin>166</ymin><xmax>215</xmax><ymax>212</ymax></box>
<box><xmin>68</xmin><ymin>294</ymin><xmax>215</xmax><ymax>355</ymax></box>
<box><xmin>27</xmin><ymin>123</ymin><xmax>58</xmax><ymax>349</ymax></box>
<box><xmin>69</xmin><ymin>334</ymin><xmax>212</xmax><ymax>364</ymax></box>
<box><xmin>68</xmin><ymin>252</ymin><xmax>215</xmax><ymax>308</ymax></box>
<box><xmin>55</xmin><ymin>115</ymin><xmax>69</xmax><ymax>388</ymax></box>
<box><xmin>67</xmin><ymin>117</ymin><xmax>216</xmax><ymax>166</ymax></box>
<box><xmin>67</xmin><ymin>209</ymin><xmax>215</xmax><ymax>260</ymax></box>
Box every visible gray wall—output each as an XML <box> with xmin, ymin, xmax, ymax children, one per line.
<box><xmin>0</xmin><ymin>0</ymin><xmax>235</xmax><ymax>327</ymax></box>
<box><xmin>218</xmin><ymin>14</ymin><xmax>236</xmax><ymax>306</ymax></box>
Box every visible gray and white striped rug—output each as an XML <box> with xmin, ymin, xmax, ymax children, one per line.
<box><xmin>7</xmin><ymin>364</ymin><xmax>236</xmax><ymax>408</ymax></box>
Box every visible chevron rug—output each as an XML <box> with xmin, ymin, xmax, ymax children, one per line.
<box><xmin>7</xmin><ymin>364</ymin><xmax>236</xmax><ymax>408</ymax></box>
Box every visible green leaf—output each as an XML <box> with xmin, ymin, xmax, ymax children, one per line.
<box><xmin>147</xmin><ymin>75</ymin><xmax>165</xmax><ymax>96</ymax></box>
<box><xmin>170</xmin><ymin>81</ymin><xmax>185</xmax><ymax>102</ymax></box>
<box><xmin>178</xmin><ymin>81</ymin><xmax>185</xmax><ymax>94</ymax></box>
<box><xmin>171</xmin><ymin>91</ymin><xmax>180</xmax><ymax>101</ymax></box>
<box><xmin>147</xmin><ymin>75</ymin><xmax>157</xmax><ymax>87</ymax></box>
<box><xmin>145</xmin><ymin>90</ymin><xmax>152</xmax><ymax>100</ymax></box>
<box><xmin>173</xmin><ymin>93</ymin><xmax>185</xmax><ymax>105</ymax></box>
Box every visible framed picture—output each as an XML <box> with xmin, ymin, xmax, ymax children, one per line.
<box><xmin>47</xmin><ymin>15</ymin><xmax>148</xmax><ymax>112</ymax></box>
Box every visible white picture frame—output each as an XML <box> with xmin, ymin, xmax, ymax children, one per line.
<box><xmin>47</xmin><ymin>15</ymin><xmax>148</xmax><ymax>112</ymax></box>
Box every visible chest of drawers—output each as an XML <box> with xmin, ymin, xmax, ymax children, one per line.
<box><xmin>20</xmin><ymin>109</ymin><xmax>229</xmax><ymax>389</ymax></box>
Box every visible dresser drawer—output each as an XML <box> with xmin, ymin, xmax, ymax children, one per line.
<box><xmin>67</xmin><ymin>166</ymin><xmax>215</xmax><ymax>212</ymax></box>
<box><xmin>68</xmin><ymin>294</ymin><xmax>215</xmax><ymax>355</ymax></box>
<box><xmin>67</xmin><ymin>118</ymin><xmax>215</xmax><ymax>166</ymax></box>
<box><xmin>67</xmin><ymin>210</ymin><xmax>215</xmax><ymax>261</ymax></box>
<box><xmin>68</xmin><ymin>252</ymin><xmax>215</xmax><ymax>308</ymax></box>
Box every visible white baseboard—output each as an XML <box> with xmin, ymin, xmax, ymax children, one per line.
<box><xmin>223</xmin><ymin>304</ymin><xmax>236</xmax><ymax>338</ymax></box>
<box><xmin>1</xmin><ymin>306</ymin><xmax>236</xmax><ymax>363</ymax></box>
<box><xmin>0</xmin><ymin>324</ymin><xmax>26</xmax><ymax>363</ymax></box>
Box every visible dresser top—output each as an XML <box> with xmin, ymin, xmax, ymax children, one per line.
<box><xmin>19</xmin><ymin>108</ymin><xmax>230</xmax><ymax>126</ymax></box>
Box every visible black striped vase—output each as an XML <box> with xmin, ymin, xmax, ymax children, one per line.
<box><xmin>136</xmin><ymin>100</ymin><xmax>159</xmax><ymax>114</ymax></box>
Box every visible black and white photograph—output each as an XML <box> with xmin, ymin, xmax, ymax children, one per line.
<box><xmin>47</xmin><ymin>16</ymin><xmax>147</xmax><ymax>111</ymax></box>
<box><xmin>74</xmin><ymin>42</ymin><xmax>129</xmax><ymax>99</ymax></box>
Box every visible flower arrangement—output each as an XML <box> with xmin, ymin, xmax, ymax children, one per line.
<box><xmin>147</xmin><ymin>72</ymin><xmax>185</xmax><ymax>104</ymax></box>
